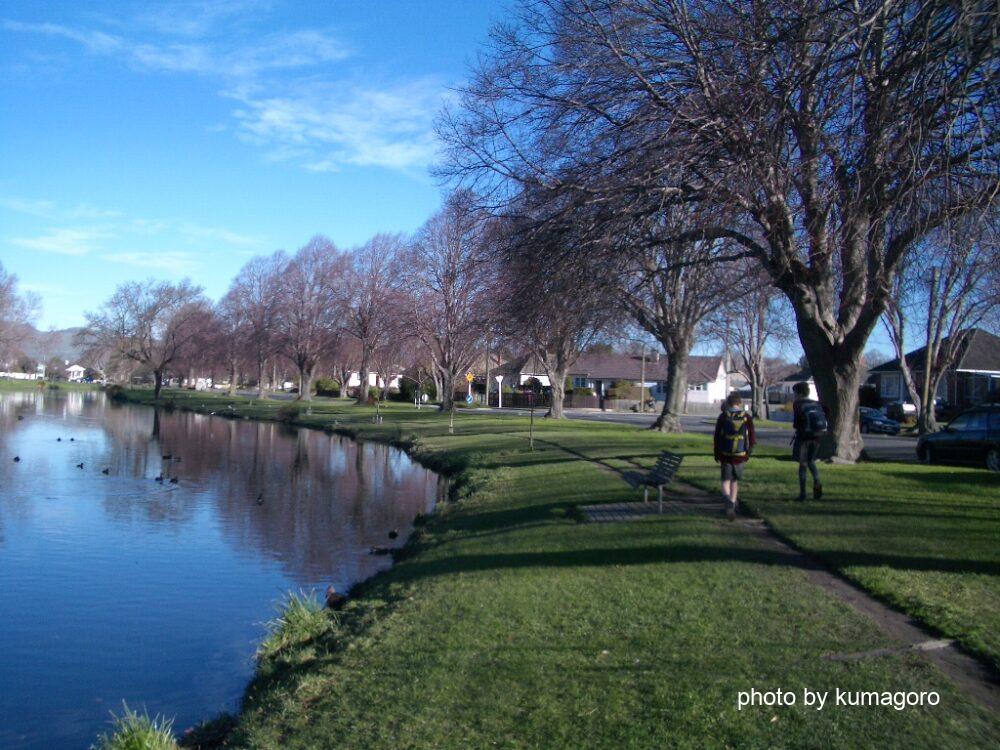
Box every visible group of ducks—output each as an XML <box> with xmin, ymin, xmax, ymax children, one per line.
<box><xmin>11</xmin><ymin>434</ymin><xmax>182</xmax><ymax>485</ymax></box>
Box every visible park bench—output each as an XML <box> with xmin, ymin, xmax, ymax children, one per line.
<box><xmin>622</xmin><ymin>451</ymin><xmax>684</xmax><ymax>513</ymax></box>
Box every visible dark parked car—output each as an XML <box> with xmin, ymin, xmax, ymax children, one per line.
<box><xmin>916</xmin><ymin>404</ymin><xmax>1000</xmax><ymax>471</ymax></box>
<box><xmin>860</xmin><ymin>407</ymin><xmax>900</xmax><ymax>435</ymax></box>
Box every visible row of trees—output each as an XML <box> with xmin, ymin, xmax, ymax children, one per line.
<box><xmin>79</xmin><ymin>193</ymin><xmax>497</xmax><ymax>411</ymax></box>
<box><xmin>437</xmin><ymin>0</ymin><xmax>998</xmax><ymax>460</ymax></box>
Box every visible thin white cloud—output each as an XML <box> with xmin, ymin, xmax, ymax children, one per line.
<box><xmin>0</xmin><ymin>195</ymin><xmax>56</xmax><ymax>218</ymax></box>
<box><xmin>2</xmin><ymin>19</ymin><xmax>349</xmax><ymax>79</ymax></box>
<box><xmin>10</xmin><ymin>227</ymin><xmax>108</xmax><ymax>255</ymax></box>
<box><xmin>230</xmin><ymin>78</ymin><xmax>446</xmax><ymax>171</ymax></box>
<box><xmin>100</xmin><ymin>250</ymin><xmax>199</xmax><ymax>273</ymax></box>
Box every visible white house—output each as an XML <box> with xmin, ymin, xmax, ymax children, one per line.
<box><xmin>501</xmin><ymin>352</ymin><xmax>730</xmax><ymax>405</ymax></box>
<box><xmin>769</xmin><ymin>369</ymin><xmax>818</xmax><ymax>403</ymax></box>
<box><xmin>345</xmin><ymin>371</ymin><xmax>402</xmax><ymax>390</ymax></box>
<box><xmin>65</xmin><ymin>364</ymin><xmax>86</xmax><ymax>382</ymax></box>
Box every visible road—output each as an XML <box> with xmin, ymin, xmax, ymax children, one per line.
<box><xmin>460</xmin><ymin>407</ymin><xmax>917</xmax><ymax>462</ymax></box>
<box><xmin>225</xmin><ymin>393</ymin><xmax>915</xmax><ymax>462</ymax></box>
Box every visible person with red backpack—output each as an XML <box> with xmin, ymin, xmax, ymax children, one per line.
<box><xmin>792</xmin><ymin>381</ymin><xmax>827</xmax><ymax>501</ymax></box>
<box><xmin>714</xmin><ymin>393</ymin><xmax>756</xmax><ymax>521</ymax></box>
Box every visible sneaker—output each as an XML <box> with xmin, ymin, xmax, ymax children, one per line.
<box><xmin>813</xmin><ymin>484</ymin><xmax>823</xmax><ymax>501</ymax></box>
<box><xmin>795</xmin><ymin>493</ymin><xmax>806</xmax><ymax>502</ymax></box>
<box><xmin>726</xmin><ymin>502</ymin><xmax>736</xmax><ymax>521</ymax></box>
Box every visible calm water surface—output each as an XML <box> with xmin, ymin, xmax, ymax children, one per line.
<box><xmin>0</xmin><ymin>390</ymin><xmax>439</xmax><ymax>749</ymax></box>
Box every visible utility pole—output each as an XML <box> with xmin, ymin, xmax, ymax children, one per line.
<box><xmin>920</xmin><ymin>266</ymin><xmax>940</xmax><ymax>433</ymax></box>
<box><xmin>639</xmin><ymin>346</ymin><xmax>646</xmax><ymax>413</ymax></box>
<box><xmin>484</xmin><ymin>338</ymin><xmax>491</xmax><ymax>406</ymax></box>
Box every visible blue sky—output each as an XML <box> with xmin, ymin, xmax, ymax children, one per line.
<box><xmin>1</xmin><ymin>0</ymin><xmax>503</xmax><ymax>329</ymax></box>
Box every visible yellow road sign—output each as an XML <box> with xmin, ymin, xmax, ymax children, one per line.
<box><xmin>465</xmin><ymin>372</ymin><xmax>474</xmax><ymax>383</ymax></box>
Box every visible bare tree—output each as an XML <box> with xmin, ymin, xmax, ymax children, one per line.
<box><xmin>440</xmin><ymin>0</ymin><xmax>998</xmax><ymax>460</ymax></box>
<box><xmin>228</xmin><ymin>252</ymin><xmax>285</xmax><ymax>398</ymax></box>
<box><xmin>80</xmin><ymin>279</ymin><xmax>209</xmax><ymax>398</ymax></box>
<box><xmin>409</xmin><ymin>192</ymin><xmax>495</xmax><ymax>412</ymax></box>
<box><xmin>883</xmin><ymin>217</ymin><xmax>1000</xmax><ymax>432</ymax></box>
<box><xmin>273</xmin><ymin>237</ymin><xmax>347</xmax><ymax>402</ymax></box>
<box><xmin>0</xmin><ymin>262</ymin><xmax>40</xmax><ymax>366</ymax></box>
<box><xmin>501</xmin><ymin>210</ymin><xmax>616</xmax><ymax>418</ymax></box>
<box><xmin>713</xmin><ymin>262</ymin><xmax>795</xmax><ymax>419</ymax></box>
<box><xmin>216</xmin><ymin>291</ymin><xmax>249</xmax><ymax>396</ymax></box>
<box><xmin>344</xmin><ymin>234</ymin><xmax>407</xmax><ymax>404</ymax></box>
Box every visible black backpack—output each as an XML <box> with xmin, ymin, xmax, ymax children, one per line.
<box><xmin>800</xmin><ymin>400</ymin><xmax>828</xmax><ymax>439</ymax></box>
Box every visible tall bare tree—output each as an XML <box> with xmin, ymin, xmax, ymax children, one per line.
<box><xmin>80</xmin><ymin>279</ymin><xmax>209</xmax><ymax>398</ymax></box>
<box><xmin>883</xmin><ymin>217</ymin><xmax>1000</xmax><ymax>432</ymax></box>
<box><xmin>0</xmin><ymin>261</ymin><xmax>40</xmax><ymax>366</ymax></box>
<box><xmin>440</xmin><ymin>0</ymin><xmax>998</xmax><ymax>460</ymax></box>
<box><xmin>344</xmin><ymin>234</ymin><xmax>407</xmax><ymax>404</ymax></box>
<box><xmin>712</xmin><ymin>262</ymin><xmax>795</xmax><ymax>419</ymax></box>
<box><xmin>409</xmin><ymin>192</ymin><xmax>495</xmax><ymax>412</ymax></box>
<box><xmin>228</xmin><ymin>252</ymin><xmax>285</xmax><ymax>398</ymax></box>
<box><xmin>274</xmin><ymin>237</ymin><xmax>347</xmax><ymax>402</ymax></box>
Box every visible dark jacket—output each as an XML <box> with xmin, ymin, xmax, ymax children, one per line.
<box><xmin>714</xmin><ymin>409</ymin><xmax>756</xmax><ymax>464</ymax></box>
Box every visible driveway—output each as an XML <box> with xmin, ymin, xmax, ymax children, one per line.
<box><xmin>461</xmin><ymin>407</ymin><xmax>917</xmax><ymax>462</ymax></box>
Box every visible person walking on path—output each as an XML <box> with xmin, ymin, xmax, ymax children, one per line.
<box><xmin>791</xmin><ymin>381</ymin><xmax>827</xmax><ymax>501</ymax></box>
<box><xmin>714</xmin><ymin>393</ymin><xmax>756</xmax><ymax>520</ymax></box>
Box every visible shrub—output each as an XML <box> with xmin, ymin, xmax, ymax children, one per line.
<box><xmin>47</xmin><ymin>382</ymin><xmax>60</xmax><ymax>390</ymax></box>
<box><xmin>315</xmin><ymin>377</ymin><xmax>340</xmax><ymax>397</ymax></box>
<box><xmin>609</xmin><ymin>380</ymin><xmax>639</xmax><ymax>400</ymax></box>
<box><xmin>276</xmin><ymin>404</ymin><xmax>301</xmax><ymax>423</ymax></box>
<box><xmin>573</xmin><ymin>386</ymin><xmax>595</xmax><ymax>397</ymax></box>
<box><xmin>257</xmin><ymin>591</ymin><xmax>331</xmax><ymax>661</ymax></box>
<box><xmin>93</xmin><ymin>704</ymin><xmax>178</xmax><ymax>750</ymax></box>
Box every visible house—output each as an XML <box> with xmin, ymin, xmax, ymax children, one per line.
<box><xmin>867</xmin><ymin>328</ymin><xmax>1000</xmax><ymax>409</ymax></box>
<box><xmin>500</xmin><ymin>351</ymin><xmax>730</xmax><ymax>405</ymax></box>
<box><xmin>769</xmin><ymin>369</ymin><xmax>818</xmax><ymax>403</ymax></box>
<box><xmin>345</xmin><ymin>371</ymin><xmax>401</xmax><ymax>390</ymax></box>
<box><xmin>65</xmin><ymin>364</ymin><xmax>86</xmax><ymax>382</ymax></box>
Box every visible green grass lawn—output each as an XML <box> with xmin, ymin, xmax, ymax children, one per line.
<box><xmin>113</xmin><ymin>388</ymin><xmax>998</xmax><ymax>749</ymax></box>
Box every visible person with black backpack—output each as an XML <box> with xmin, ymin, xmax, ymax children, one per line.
<box><xmin>714</xmin><ymin>393</ymin><xmax>756</xmax><ymax>520</ymax></box>
<box><xmin>792</xmin><ymin>381</ymin><xmax>827</xmax><ymax>501</ymax></box>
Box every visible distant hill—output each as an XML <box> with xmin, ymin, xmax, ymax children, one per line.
<box><xmin>19</xmin><ymin>326</ymin><xmax>86</xmax><ymax>364</ymax></box>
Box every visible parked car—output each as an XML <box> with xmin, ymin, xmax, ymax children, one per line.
<box><xmin>859</xmin><ymin>407</ymin><xmax>900</xmax><ymax>435</ymax></box>
<box><xmin>916</xmin><ymin>404</ymin><xmax>1000</xmax><ymax>471</ymax></box>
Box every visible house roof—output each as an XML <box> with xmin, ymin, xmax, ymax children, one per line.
<box><xmin>568</xmin><ymin>353</ymin><xmax>724</xmax><ymax>384</ymax></box>
<box><xmin>778</xmin><ymin>368</ymin><xmax>812</xmax><ymax>384</ymax></box>
<box><xmin>869</xmin><ymin>328</ymin><xmax>1000</xmax><ymax>374</ymax></box>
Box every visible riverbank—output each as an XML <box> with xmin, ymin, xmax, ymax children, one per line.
<box><xmin>114</xmin><ymin>388</ymin><xmax>998</xmax><ymax>749</ymax></box>
<box><xmin>0</xmin><ymin>378</ymin><xmax>98</xmax><ymax>392</ymax></box>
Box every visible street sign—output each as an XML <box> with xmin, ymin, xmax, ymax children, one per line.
<box><xmin>465</xmin><ymin>372</ymin><xmax>474</xmax><ymax>383</ymax></box>
<box><xmin>466</xmin><ymin>394</ymin><xmax>474</xmax><ymax>405</ymax></box>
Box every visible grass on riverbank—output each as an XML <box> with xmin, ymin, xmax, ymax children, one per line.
<box><xmin>113</xmin><ymin>388</ymin><xmax>999</xmax><ymax>749</ymax></box>
<box><xmin>0</xmin><ymin>378</ymin><xmax>98</xmax><ymax>391</ymax></box>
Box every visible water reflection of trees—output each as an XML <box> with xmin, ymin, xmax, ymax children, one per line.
<box><xmin>97</xmin><ymin>403</ymin><xmax>438</xmax><ymax>588</ymax></box>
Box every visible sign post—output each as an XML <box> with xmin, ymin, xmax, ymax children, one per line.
<box><xmin>495</xmin><ymin>375</ymin><xmax>504</xmax><ymax>409</ymax></box>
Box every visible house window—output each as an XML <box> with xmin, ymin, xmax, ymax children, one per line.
<box><xmin>573</xmin><ymin>377</ymin><xmax>588</xmax><ymax>388</ymax></box>
<box><xmin>688</xmin><ymin>382</ymin><xmax>706</xmax><ymax>391</ymax></box>
<box><xmin>880</xmin><ymin>373</ymin><xmax>900</xmax><ymax>398</ymax></box>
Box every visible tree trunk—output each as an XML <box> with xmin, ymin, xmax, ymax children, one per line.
<box><xmin>227</xmin><ymin>359</ymin><xmax>237</xmax><ymax>397</ymax></box>
<box><xmin>797</xmin><ymin>319</ymin><xmax>868</xmax><ymax>461</ymax></box>
<box><xmin>257</xmin><ymin>357</ymin><xmax>266</xmax><ymax>399</ymax></box>
<box><xmin>547</xmin><ymin>367</ymin><xmax>567</xmax><ymax>418</ymax></box>
<box><xmin>651</xmin><ymin>351</ymin><xmax>687</xmax><ymax>432</ymax></box>
<box><xmin>153</xmin><ymin>369</ymin><xmax>164</xmax><ymax>399</ymax></box>
<box><xmin>357</xmin><ymin>346</ymin><xmax>372</xmax><ymax>405</ymax></box>
<box><xmin>440</xmin><ymin>370</ymin><xmax>456</xmax><ymax>412</ymax></box>
<box><xmin>297</xmin><ymin>365</ymin><xmax>314</xmax><ymax>402</ymax></box>
<box><xmin>749</xmin><ymin>363</ymin><xmax>765</xmax><ymax>419</ymax></box>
